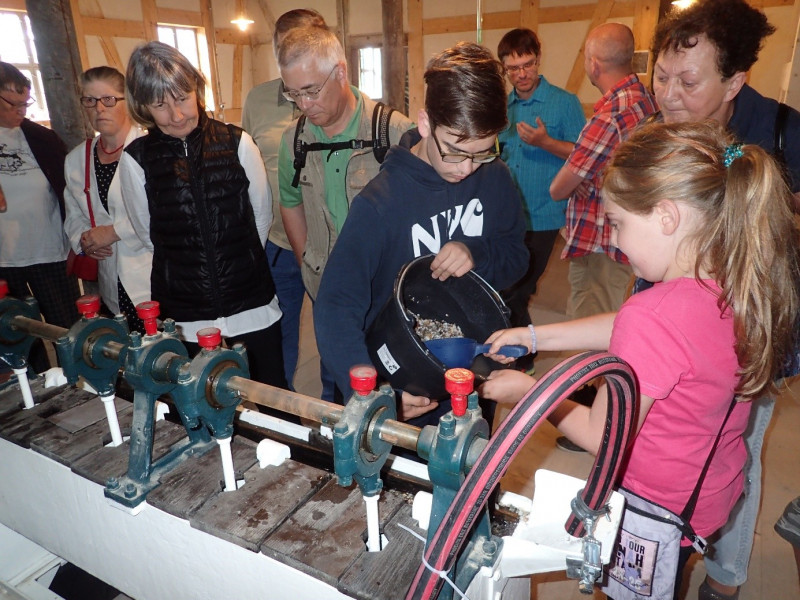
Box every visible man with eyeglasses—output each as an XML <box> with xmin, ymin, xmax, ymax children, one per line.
<box><xmin>314</xmin><ymin>42</ymin><xmax>527</xmax><ymax>426</ymax></box>
<box><xmin>0</xmin><ymin>62</ymin><xmax>80</xmax><ymax>373</ymax></box>
<box><xmin>241</xmin><ymin>8</ymin><xmax>326</xmax><ymax>393</ymax></box>
<box><xmin>496</xmin><ymin>28</ymin><xmax>585</xmax><ymax>331</ymax></box>
<box><xmin>276</xmin><ymin>25</ymin><xmax>412</xmax><ymax>305</ymax></box>
<box><xmin>276</xmin><ymin>24</ymin><xmax>412</xmax><ymax>403</ymax></box>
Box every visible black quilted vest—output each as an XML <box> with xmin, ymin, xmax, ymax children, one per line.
<box><xmin>125</xmin><ymin>113</ymin><xmax>274</xmax><ymax>321</ymax></box>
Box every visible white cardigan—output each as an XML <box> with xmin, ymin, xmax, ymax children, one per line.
<box><xmin>63</xmin><ymin>127</ymin><xmax>152</xmax><ymax>314</ymax></box>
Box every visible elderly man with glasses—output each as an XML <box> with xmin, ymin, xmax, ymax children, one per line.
<box><xmin>0</xmin><ymin>62</ymin><xmax>79</xmax><ymax>373</ymax></box>
<box><xmin>276</xmin><ymin>24</ymin><xmax>412</xmax><ymax>403</ymax></box>
<box><xmin>276</xmin><ymin>25</ymin><xmax>412</xmax><ymax>305</ymax></box>
<box><xmin>314</xmin><ymin>42</ymin><xmax>527</xmax><ymax>426</ymax></box>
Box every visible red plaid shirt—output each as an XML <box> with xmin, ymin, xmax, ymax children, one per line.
<box><xmin>561</xmin><ymin>74</ymin><xmax>657</xmax><ymax>262</ymax></box>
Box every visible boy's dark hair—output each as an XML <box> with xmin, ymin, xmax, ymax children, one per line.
<box><xmin>497</xmin><ymin>28</ymin><xmax>541</xmax><ymax>62</ymax></box>
<box><xmin>424</xmin><ymin>42</ymin><xmax>507</xmax><ymax>142</ymax></box>
<box><xmin>0</xmin><ymin>62</ymin><xmax>31</xmax><ymax>93</ymax></box>
<box><xmin>652</xmin><ymin>0</ymin><xmax>775</xmax><ymax>79</ymax></box>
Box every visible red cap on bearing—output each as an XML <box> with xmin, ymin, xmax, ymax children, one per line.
<box><xmin>350</xmin><ymin>365</ymin><xmax>377</xmax><ymax>396</ymax></box>
<box><xmin>0</xmin><ymin>280</ymin><xmax>8</xmax><ymax>299</ymax></box>
<box><xmin>197</xmin><ymin>327</ymin><xmax>222</xmax><ymax>350</ymax></box>
<box><xmin>76</xmin><ymin>294</ymin><xmax>101</xmax><ymax>319</ymax></box>
<box><xmin>136</xmin><ymin>301</ymin><xmax>160</xmax><ymax>336</ymax></box>
<box><xmin>445</xmin><ymin>368</ymin><xmax>474</xmax><ymax>417</ymax></box>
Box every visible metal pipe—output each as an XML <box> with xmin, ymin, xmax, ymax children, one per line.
<box><xmin>226</xmin><ymin>376</ymin><xmax>421</xmax><ymax>452</ymax></box>
<box><xmin>11</xmin><ymin>315</ymin><xmax>67</xmax><ymax>342</ymax></box>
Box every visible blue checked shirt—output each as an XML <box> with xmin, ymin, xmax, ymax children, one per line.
<box><xmin>499</xmin><ymin>76</ymin><xmax>585</xmax><ymax>231</ymax></box>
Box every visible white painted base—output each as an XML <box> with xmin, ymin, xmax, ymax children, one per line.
<box><xmin>0</xmin><ymin>436</ymin><xmax>352</xmax><ymax>600</ymax></box>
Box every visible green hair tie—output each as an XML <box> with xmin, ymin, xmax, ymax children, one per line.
<box><xmin>723</xmin><ymin>142</ymin><xmax>744</xmax><ymax>168</ymax></box>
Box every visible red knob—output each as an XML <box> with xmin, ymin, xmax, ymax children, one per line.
<box><xmin>197</xmin><ymin>327</ymin><xmax>222</xmax><ymax>350</ymax></box>
<box><xmin>349</xmin><ymin>365</ymin><xmax>377</xmax><ymax>396</ymax></box>
<box><xmin>76</xmin><ymin>294</ymin><xmax>101</xmax><ymax>319</ymax></box>
<box><xmin>136</xmin><ymin>301</ymin><xmax>160</xmax><ymax>336</ymax></box>
<box><xmin>445</xmin><ymin>368</ymin><xmax>474</xmax><ymax>417</ymax></box>
<box><xmin>0</xmin><ymin>280</ymin><xmax>7</xmax><ymax>299</ymax></box>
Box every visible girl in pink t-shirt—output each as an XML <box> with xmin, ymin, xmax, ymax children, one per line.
<box><xmin>481</xmin><ymin>120</ymin><xmax>800</xmax><ymax>597</ymax></box>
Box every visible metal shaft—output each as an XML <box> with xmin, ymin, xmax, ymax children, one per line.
<box><xmin>9</xmin><ymin>313</ymin><xmax>423</xmax><ymax>452</ymax></box>
<box><xmin>11</xmin><ymin>315</ymin><xmax>127</xmax><ymax>361</ymax></box>
<box><xmin>226</xmin><ymin>376</ymin><xmax>421</xmax><ymax>452</ymax></box>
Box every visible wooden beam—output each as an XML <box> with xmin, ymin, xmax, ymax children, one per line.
<box><xmin>157</xmin><ymin>8</ymin><xmax>202</xmax><ymax>27</ymax></box>
<box><xmin>782</xmin><ymin>0</ymin><xmax>800</xmax><ymax>107</ymax></box>
<box><xmin>382</xmin><ymin>0</ymin><xmax>406</xmax><ymax>112</ymax></box>
<box><xmin>215</xmin><ymin>28</ymin><xmax>250</xmax><ymax>45</ymax></box>
<box><xmin>81</xmin><ymin>16</ymin><xmax>146</xmax><ymax>38</ymax></box>
<box><xmin>407</xmin><ymin>0</ymin><xmax>424</xmax><ymax>120</ymax></box>
<box><xmin>565</xmin><ymin>0</ymin><xmax>616</xmax><ymax>94</ymax></box>
<box><xmin>520</xmin><ymin>0</ymin><xmax>539</xmax><ymax>32</ymax></box>
<box><xmin>81</xmin><ymin>0</ymin><xmax>123</xmax><ymax>71</ymax></box>
<box><xmin>199</xmin><ymin>0</ymin><xmax>223</xmax><ymax>118</ymax></box>
<box><xmin>24</xmin><ymin>0</ymin><xmax>92</xmax><ymax>148</ymax></box>
<box><xmin>633</xmin><ymin>0</ymin><xmax>659</xmax><ymax>85</ymax></box>
<box><xmin>68</xmin><ymin>0</ymin><xmax>88</xmax><ymax>70</ymax></box>
<box><xmin>140</xmin><ymin>0</ymin><xmax>159</xmax><ymax>41</ymax></box>
<box><xmin>231</xmin><ymin>43</ymin><xmax>243</xmax><ymax>111</ymax></box>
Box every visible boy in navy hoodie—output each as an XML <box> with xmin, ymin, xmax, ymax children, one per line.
<box><xmin>314</xmin><ymin>42</ymin><xmax>527</xmax><ymax>425</ymax></box>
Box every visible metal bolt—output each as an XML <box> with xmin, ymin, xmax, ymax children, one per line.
<box><xmin>124</xmin><ymin>483</ymin><xmax>136</xmax><ymax>498</ymax></box>
<box><xmin>106</xmin><ymin>476</ymin><xmax>119</xmax><ymax>490</ymax></box>
<box><xmin>129</xmin><ymin>331</ymin><xmax>141</xmax><ymax>348</ymax></box>
<box><xmin>440</xmin><ymin>413</ymin><xmax>455</xmax><ymax>436</ymax></box>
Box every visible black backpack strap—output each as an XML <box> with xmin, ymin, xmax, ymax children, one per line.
<box><xmin>371</xmin><ymin>101</ymin><xmax>395</xmax><ymax>163</ymax></box>
<box><xmin>292</xmin><ymin>102</ymin><xmax>395</xmax><ymax>188</ymax></box>
<box><xmin>291</xmin><ymin>115</ymin><xmax>308</xmax><ymax>188</ymax></box>
<box><xmin>774</xmin><ymin>102</ymin><xmax>790</xmax><ymax>168</ymax></box>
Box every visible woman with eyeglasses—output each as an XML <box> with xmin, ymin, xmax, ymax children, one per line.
<box><xmin>64</xmin><ymin>66</ymin><xmax>150</xmax><ymax>333</ymax></box>
<box><xmin>0</xmin><ymin>61</ymin><xmax>80</xmax><ymax>373</ymax></box>
<box><xmin>118</xmin><ymin>42</ymin><xmax>287</xmax><ymax>389</ymax></box>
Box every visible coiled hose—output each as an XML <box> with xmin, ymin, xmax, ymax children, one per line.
<box><xmin>405</xmin><ymin>351</ymin><xmax>637</xmax><ymax>600</ymax></box>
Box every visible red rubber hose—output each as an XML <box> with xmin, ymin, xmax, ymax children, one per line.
<box><xmin>405</xmin><ymin>351</ymin><xmax>637</xmax><ymax>600</ymax></box>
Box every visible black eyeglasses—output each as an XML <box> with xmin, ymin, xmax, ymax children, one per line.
<box><xmin>504</xmin><ymin>58</ymin><xmax>539</xmax><ymax>75</ymax></box>
<box><xmin>0</xmin><ymin>95</ymin><xmax>35</xmax><ymax>109</ymax></box>
<box><xmin>431</xmin><ymin>128</ymin><xmax>500</xmax><ymax>164</ymax></box>
<box><xmin>281</xmin><ymin>66</ymin><xmax>338</xmax><ymax>103</ymax></box>
<box><xmin>80</xmin><ymin>96</ymin><xmax>125</xmax><ymax>108</ymax></box>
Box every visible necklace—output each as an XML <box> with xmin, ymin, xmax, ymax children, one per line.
<box><xmin>98</xmin><ymin>137</ymin><xmax>124</xmax><ymax>155</ymax></box>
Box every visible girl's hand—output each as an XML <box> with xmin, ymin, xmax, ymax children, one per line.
<box><xmin>484</xmin><ymin>327</ymin><xmax>533</xmax><ymax>363</ymax></box>
<box><xmin>479</xmin><ymin>369</ymin><xmax>536</xmax><ymax>404</ymax></box>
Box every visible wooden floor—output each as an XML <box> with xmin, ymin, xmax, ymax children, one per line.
<box><xmin>293</xmin><ymin>237</ymin><xmax>800</xmax><ymax>600</ymax></box>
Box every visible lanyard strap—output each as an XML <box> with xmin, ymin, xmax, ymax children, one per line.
<box><xmin>84</xmin><ymin>139</ymin><xmax>96</xmax><ymax>227</ymax></box>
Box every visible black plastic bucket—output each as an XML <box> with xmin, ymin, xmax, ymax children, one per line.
<box><xmin>365</xmin><ymin>255</ymin><xmax>512</xmax><ymax>400</ymax></box>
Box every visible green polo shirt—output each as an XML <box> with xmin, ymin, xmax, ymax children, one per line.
<box><xmin>278</xmin><ymin>85</ymin><xmax>364</xmax><ymax>233</ymax></box>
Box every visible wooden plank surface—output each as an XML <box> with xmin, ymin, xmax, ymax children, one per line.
<box><xmin>262</xmin><ymin>479</ymin><xmax>407</xmax><ymax>587</ymax></box>
<box><xmin>0</xmin><ymin>385</ymin><xmax>94</xmax><ymax>447</ymax></box>
<box><xmin>191</xmin><ymin>459</ymin><xmax>330</xmax><ymax>552</ymax></box>
<box><xmin>29</xmin><ymin>403</ymin><xmax>134</xmax><ymax>467</ymax></box>
<box><xmin>70</xmin><ymin>417</ymin><xmax>188</xmax><ymax>486</ymax></box>
<box><xmin>337</xmin><ymin>503</ymin><xmax>428</xmax><ymax>600</ymax></box>
<box><xmin>0</xmin><ymin>377</ymin><xmax>64</xmax><ymax>420</ymax></box>
<box><xmin>147</xmin><ymin>435</ymin><xmax>259</xmax><ymax>519</ymax></box>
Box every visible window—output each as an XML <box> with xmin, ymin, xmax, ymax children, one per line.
<box><xmin>157</xmin><ymin>25</ymin><xmax>216</xmax><ymax>111</ymax></box>
<box><xmin>358</xmin><ymin>47</ymin><xmax>383</xmax><ymax>100</ymax></box>
<box><xmin>0</xmin><ymin>10</ymin><xmax>50</xmax><ymax>122</ymax></box>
